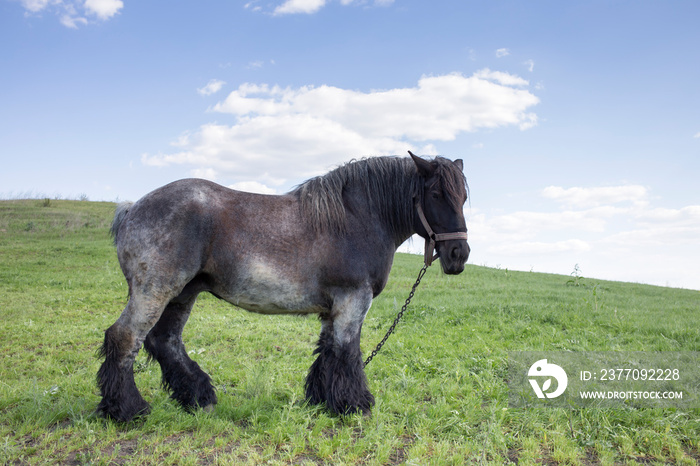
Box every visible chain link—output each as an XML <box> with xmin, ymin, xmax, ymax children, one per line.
<box><xmin>363</xmin><ymin>264</ymin><xmax>429</xmax><ymax>368</ymax></box>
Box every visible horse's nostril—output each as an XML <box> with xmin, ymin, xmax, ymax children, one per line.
<box><xmin>451</xmin><ymin>246</ymin><xmax>459</xmax><ymax>260</ymax></box>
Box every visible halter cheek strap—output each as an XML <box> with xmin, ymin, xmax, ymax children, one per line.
<box><xmin>415</xmin><ymin>202</ymin><xmax>469</xmax><ymax>267</ymax></box>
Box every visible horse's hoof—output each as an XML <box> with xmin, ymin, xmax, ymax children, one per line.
<box><xmin>97</xmin><ymin>400</ymin><xmax>151</xmax><ymax>423</ymax></box>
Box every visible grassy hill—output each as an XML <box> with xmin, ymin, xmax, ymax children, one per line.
<box><xmin>1</xmin><ymin>199</ymin><xmax>699</xmax><ymax>464</ymax></box>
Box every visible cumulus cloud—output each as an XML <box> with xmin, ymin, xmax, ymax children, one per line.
<box><xmin>213</xmin><ymin>72</ymin><xmax>538</xmax><ymax>139</ymax></box>
<box><xmin>229</xmin><ymin>181</ymin><xmax>277</xmax><ymax>195</ymax></box>
<box><xmin>274</xmin><ymin>0</ymin><xmax>326</xmax><ymax>15</ymax></box>
<box><xmin>467</xmin><ymin>185</ymin><xmax>700</xmax><ymax>288</ymax></box>
<box><xmin>634</xmin><ymin>205</ymin><xmax>700</xmax><ymax>224</ymax></box>
<box><xmin>270</xmin><ymin>0</ymin><xmax>392</xmax><ymax>15</ymax></box>
<box><xmin>474</xmin><ymin>68</ymin><xmax>529</xmax><ymax>87</ymax></box>
<box><xmin>142</xmin><ymin>70</ymin><xmax>539</xmax><ymax>184</ymax></box>
<box><xmin>20</xmin><ymin>0</ymin><xmax>51</xmax><ymax>13</ymax></box>
<box><xmin>197</xmin><ymin>79</ymin><xmax>226</xmax><ymax>96</ymax></box>
<box><xmin>244</xmin><ymin>1</ymin><xmax>262</xmax><ymax>12</ymax></box>
<box><xmin>475</xmin><ymin>190</ymin><xmax>700</xmax><ymax>248</ymax></box>
<box><xmin>60</xmin><ymin>10</ymin><xmax>88</xmax><ymax>28</ymax></box>
<box><xmin>542</xmin><ymin>185</ymin><xmax>649</xmax><ymax>208</ymax></box>
<box><xmin>489</xmin><ymin>239</ymin><xmax>591</xmax><ymax>255</ymax></box>
<box><xmin>141</xmin><ymin>118</ymin><xmax>424</xmax><ymax>182</ymax></box>
<box><xmin>84</xmin><ymin>0</ymin><xmax>123</xmax><ymax>20</ymax></box>
<box><xmin>18</xmin><ymin>0</ymin><xmax>122</xmax><ymax>27</ymax></box>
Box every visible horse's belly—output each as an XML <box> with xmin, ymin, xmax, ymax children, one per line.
<box><xmin>223</xmin><ymin>258</ymin><xmax>323</xmax><ymax>315</ymax></box>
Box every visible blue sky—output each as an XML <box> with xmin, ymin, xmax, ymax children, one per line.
<box><xmin>2</xmin><ymin>0</ymin><xmax>699</xmax><ymax>289</ymax></box>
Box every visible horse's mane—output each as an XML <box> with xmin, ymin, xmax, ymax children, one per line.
<box><xmin>290</xmin><ymin>156</ymin><xmax>467</xmax><ymax>238</ymax></box>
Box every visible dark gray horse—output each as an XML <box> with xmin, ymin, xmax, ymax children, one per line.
<box><xmin>98</xmin><ymin>152</ymin><xmax>470</xmax><ymax>422</ymax></box>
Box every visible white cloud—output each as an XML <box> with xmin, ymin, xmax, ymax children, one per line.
<box><xmin>518</xmin><ymin>113</ymin><xmax>538</xmax><ymax>130</ymax></box>
<box><xmin>495</xmin><ymin>48</ymin><xmax>510</xmax><ymax>58</ymax></box>
<box><xmin>18</xmin><ymin>0</ymin><xmax>122</xmax><ymax>27</ymax></box>
<box><xmin>489</xmin><ymin>239</ymin><xmax>591</xmax><ymax>255</ymax></box>
<box><xmin>694</xmin><ymin>132</ymin><xmax>700</xmax><ymax>138</ymax></box>
<box><xmin>477</xmin><ymin>207</ymin><xmax>618</xmax><ymax>239</ymax></box>
<box><xmin>212</xmin><ymin>71</ymin><xmax>538</xmax><ymax>140</ymax></box>
<box><xmin>60</xmin><ymin>12</ymin><xmax>87</xmax><ymax>28</ymax></box>
<box><xmin>20</xmin><ymin>0</ymin><xmax>51</xmax><ymax>13</ymax></box>
<box><xmin>197</xmin><ymin>79</ymin><xmax>226</xmax><ymax>96</ymax></box>
<box><xmin>244</xmin><ymin>1</ymin><xmax>262</xmax><ymax>12</ymax></box>
<box><xmin>634</xmin><ymin>205</ymin><xmax>700</xmax><ymax>224</ymax></box>
<box><xmin>274</xmin><ymin>0</ymin><xmax>326</xmax><ymax>15</ymax></box>
<box><xmin>141</xmin><ymin>118</ymin><xmax>422</xmax><ymax>181</ymax></box>
<box><xmin>603</xmin><ymin>223</ymin><xmax>700</xmax><ymax>247</ymax></box>
<box><xmin>84</xmin><ymin>0</ymin><xmax>123</xmax><ymax>20</ymax></box>
<box><xmin>229</xmin><ymin>181</ymin><xmax>277</xmax><ymax>195</ymax></box>
<box><xmin>466</xmin><ymin>186</ymin><xmax>700</xmax><ymax>289</ymax></box>
<box><xmin>524</xmin><ymin>59</ymin><xmax>535</xmax><ymax>72</ymax></box>
<box><xmin>270</xmin><ymin>0</ymin><xmax>392</xmax><ymax>15</ymax></box>
<box><xmin>474</xmin><ymin>68</ymin><xmax>529</xmax><ymax>87</ymax></box>
<box><xmin>542</xmin><ymin>185</ymin><xmax>648</xmax><ymax>208</ymax></box>
<box><xmin>190</xmin><ymin>167</ymin><xmax>218</xmax><ymax>180</ymax></box>
<box><xmin>143</xmin><ymin>70</ymin><xmax>539</xmax><ymax>184</ymax></box>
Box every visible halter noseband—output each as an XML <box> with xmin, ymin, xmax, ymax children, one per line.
<box><xmin>415</xmin><ymin>201</ymin><xmax>468</xmax><ymax>267</ymax></box>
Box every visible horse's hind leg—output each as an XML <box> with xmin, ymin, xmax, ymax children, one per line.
<box><xmin>143</xmin><ymin>290</ymin><xmax>217</xmax><ymax>412</ymax></box>
<box><xmin>97</xmin><ymin>292</ymin><xmax>167</xmax><ymax>422</ymax></box>
<box><xmin>305</xmin><ymin>289</ymin><xmax>375</xmax><ymax>415</ymax></box>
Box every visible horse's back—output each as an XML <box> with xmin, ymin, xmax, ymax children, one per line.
<box><xmin>116</xmin><ymin>178</ymin><xmax>299</xmax><ymax>248</ymax></box>
<box><xmin>114</xmin><ymin>179</ymin><xmax>328</xmax><ymax>313</ymax></box>
<box><xmin>114</xmin><ymin>179</ymin><xmax>228</xmax><ymax>270</ymax></box>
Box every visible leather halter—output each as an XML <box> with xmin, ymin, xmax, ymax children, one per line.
<box><xmin>415</xmin><ymin>201</ymin><xmax>469</xmax><ymax>267</ymax></box>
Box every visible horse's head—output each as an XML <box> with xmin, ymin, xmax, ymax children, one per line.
<box><xmin>410</xmin><ymin>152</ymin><xmax>470</xmax><ymax>275</ymax></box>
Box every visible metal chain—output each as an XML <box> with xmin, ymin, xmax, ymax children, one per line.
<box><xmin>363</xmin><ymin>264</ymin><xmax>429</xmax><ymax>367</ymax></box>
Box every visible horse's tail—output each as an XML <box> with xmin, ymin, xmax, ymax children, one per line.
<box><xmin>110</xmin><ymin>202</ymin><xmax>134</xmax><ymax>245</ymax></box>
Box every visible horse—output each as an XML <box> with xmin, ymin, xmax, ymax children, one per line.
<box><xmin>97</xmin><ymin>152</ymin><xmax>470</xmax><ymax>422</ymax></box>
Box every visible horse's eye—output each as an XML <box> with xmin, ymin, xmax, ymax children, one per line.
<box><xmin>431</xmin><ymin>191</ymin><xmax>441</xmax><ymax>200</ymax></box>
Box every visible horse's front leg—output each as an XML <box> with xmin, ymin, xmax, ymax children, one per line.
<box><xmin>305</xmin><ymin>289</ymin><xmax>375</xmax><ymax>415</ymax></box>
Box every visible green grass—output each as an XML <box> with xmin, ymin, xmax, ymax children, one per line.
<box><xmin>1</xmin><ymin>199</ymin><xmax>699</xmax><ymax>465</ymax></box>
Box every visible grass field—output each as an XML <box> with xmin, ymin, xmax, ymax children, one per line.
<box><xmin>1</xmin><ymin>199</ymin><xmax>699</xmax><ymax>465</ymax></box>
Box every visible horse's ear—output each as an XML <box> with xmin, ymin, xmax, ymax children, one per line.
<box><xmin>453</xmin><ymin>159</ymin><xmax>464</xmax><ymax>171</ymax></box>
<box><xmin>409</xmin><ymin>151</ymin><xmax>435</xmax><ymax>177</ymax></box>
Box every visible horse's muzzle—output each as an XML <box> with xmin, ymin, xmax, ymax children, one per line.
<box><xmin>440</xmin><ymin>240</ymin><xmax>470</xmax><ymax>275</ymax></box>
